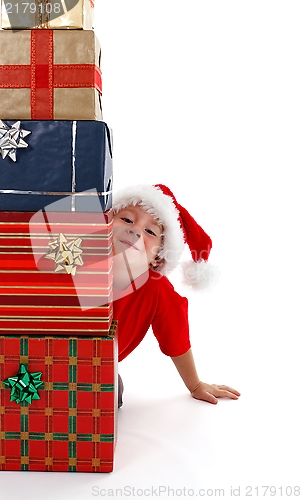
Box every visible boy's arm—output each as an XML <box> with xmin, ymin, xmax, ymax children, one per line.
<box><xmin>171</xmin><ymin>349</ymin><xmax>240</xmax><ymax>404</ymax></box>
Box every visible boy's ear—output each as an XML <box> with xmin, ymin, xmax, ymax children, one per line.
<box><xmin>150</xmin><ymin>256</ymin><xmax>162</xmax><ymax>270</ymax></box>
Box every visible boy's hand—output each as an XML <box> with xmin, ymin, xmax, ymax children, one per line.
<box><xmin>171</xmin><ymin>350</ymin><xmax>241</xmax><ymax>404</ymax></box>
<box><xmin>191</xmin><ymin>382</ymin><xmax>240</xmax><ymax>404</ymax></box>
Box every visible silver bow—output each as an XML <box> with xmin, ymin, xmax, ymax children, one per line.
<box><xmin>0</xmin><ymin>120</ymin><xmax>31</xmax><ymax>162</ymax></box>
<box><xmin>45</xmin><ymin>233</ymin><xmax>84</xmax><ymax>275</ymax></box>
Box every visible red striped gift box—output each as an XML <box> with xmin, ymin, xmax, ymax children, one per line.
<box><xmin>0</xmin><ymin>211</ymin><xmax>113</xmax><ymax>336</ymax></box>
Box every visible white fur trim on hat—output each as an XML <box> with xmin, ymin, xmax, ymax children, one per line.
<box><xmin>113</xmin><ymin>184</ymin><xmax>185</xmax><ymax>275</ymax></box>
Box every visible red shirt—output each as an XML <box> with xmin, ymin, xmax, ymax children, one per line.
<box><xmin>113</xmin><ymin>269</ymin><xmax>191</xmax><ymax>362</ymax></box>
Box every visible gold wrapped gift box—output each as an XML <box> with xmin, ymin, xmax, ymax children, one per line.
<box><xmin>0</xmin><ymin>29</ymin><xmax>102</xmax><ymax>120</ymax></box>
<box><xmin>1</xmin><ymin>0</ymin><xmax>94</xmax><ymax>30</ymax></box>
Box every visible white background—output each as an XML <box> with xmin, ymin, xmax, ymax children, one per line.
<box><xmin>2</xmin><ymin>1</ymin><xmax>302</xmax><ymax>498</ymax></box>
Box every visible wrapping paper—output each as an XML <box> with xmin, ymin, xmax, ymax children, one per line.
<box><xmin>1</xmin><ymin>0</ymin><xmax>94</xmax><ymax>30</ymax></box>
<box><xmin>0</xmin><ymin>30</ymin><xmax>102</xmax><ymax>120</ymax></box>
<box><xmin>0</xmin><ymin>211</ymin><xmax>113</xmax><ymax>336</ymax></box>
<box><xmin>0</xmin><ymin>120</ymin><xmax>113</xmax><ymax>212</ymax></box>
<box><xmin>0</xmin><ymin>324</ymin><xmax>117</xmax><ymax>472</ymax></box>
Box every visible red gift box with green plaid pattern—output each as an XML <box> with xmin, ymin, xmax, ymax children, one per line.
<box><xmin>0</xmin><ymin>322</ymin><xmax>117</xmax><ymax>473</ymax></box>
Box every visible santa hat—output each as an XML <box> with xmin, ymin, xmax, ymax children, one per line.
<box><xmin>113</xmin><ymin>184</ymin><xmax>215</xmax><ymax>289</ymax></box>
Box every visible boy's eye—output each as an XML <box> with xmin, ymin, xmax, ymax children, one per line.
<box><xmin>121</xmin><ymin>217</ymin><xmax>133</xmax><ymax>224</ymax></box>
<box><xmin>145</xmin><ymin>229</ymin><xmax>157</xmax><ymax>236</ymax></box>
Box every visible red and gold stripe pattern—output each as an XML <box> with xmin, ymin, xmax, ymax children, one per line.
<box><xmin>0</xmin><ymin>211</ymin><xmax>113</xmax><ymax>336</ymax></box>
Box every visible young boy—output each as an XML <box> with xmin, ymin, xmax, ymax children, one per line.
<box><xmin>112</xmin><ymin>184</ymin><xmax>240</xmax><ymax>407</ymax></box>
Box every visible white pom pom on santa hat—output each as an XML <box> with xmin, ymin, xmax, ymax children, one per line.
<box><xmin>113</xmin><ymin>183</ymin><xmax>215</xmax><ymax>289</ymax></box>
<box><xmin>181</xmin><ymin>259</ymin><xmax>220</xmax><ymax>290</ymax></box>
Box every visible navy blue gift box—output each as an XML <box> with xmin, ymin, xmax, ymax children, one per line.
<box><xmin>0</xmin><ymin>120</ymin><xmax>113</xmax><ymax>212</ymax></box>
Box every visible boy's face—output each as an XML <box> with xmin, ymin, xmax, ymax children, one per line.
<box><xmin>113</xmin><ymin>205</ymin><xmax>162</xmax><ymax>270</ymax></box>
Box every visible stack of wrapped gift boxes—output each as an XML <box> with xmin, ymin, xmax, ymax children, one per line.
<box><xmin>0</xmin><ymin>0</ymin><xmax>117</xmax><ymax>473</ymax></box>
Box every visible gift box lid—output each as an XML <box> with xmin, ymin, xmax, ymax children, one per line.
<box><xmin>0</xmin><ymin>120</ymin><xmax>113</xmax><ymax>212</ymax></box>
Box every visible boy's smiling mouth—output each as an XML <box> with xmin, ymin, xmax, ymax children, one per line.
<box><xmin>120</xmin><ymin>239</ymin><xmax>139</xmax><ymax>250</ymax></box>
